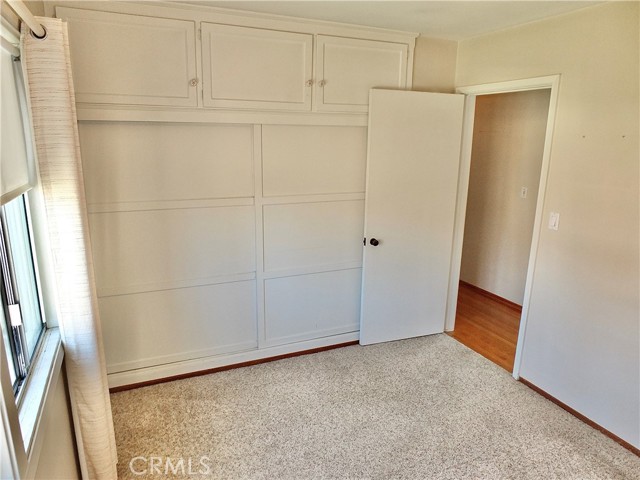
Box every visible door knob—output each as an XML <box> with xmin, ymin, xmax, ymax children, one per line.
<box><xmin>369</xmin><ymin>238</ymin><xmax>380</xmax><ymax>246</ymax></box>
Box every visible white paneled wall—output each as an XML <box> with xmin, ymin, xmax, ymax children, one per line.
<box><xmin>54</xmin><ymin>1</ymin><xmax>414</xmax><ymax>385</ymax></box>
<box><xmin>262</xmin><ymin>125</ymin><xmax>367</xmax><ymax>196</ymax></box>
<box><xmin>99</xmin><ymin>281</ymin><xmax>257</xmax><ymax>372</ymax></box>
<box><xmin>89</xmin><ymin>206</ymin><xmax>256</xmax><ymax>296</ymax></box>
<box><xmin>258</xmin><ymin>125</ymin><xmax>366</xmax><ymax>348</ymax></box>
<box><xmin>79</xmin><ymin>123</ymin><xmax>254</xmax><ymax>206</ymax></box>
<box><xmin>264</xmin><ymin>269</ymin><xmax>362</xmax><ymax>344</ymax></box>
<box><xmin>80</xmin><ymin>121</ymin><xmax>367</xmax><ymax>377</ymax></box>
<box><xmin>81</xmin><ymin>122</ymin><xmax>258</xmax><ymax>372</ymax></box>
<box><xmin>263</xmin><ymin>201</ymin><xmax>364</xmax><ymax>272</ymax></box>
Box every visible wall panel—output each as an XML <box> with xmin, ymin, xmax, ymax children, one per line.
<box><xmin>100</xmin><ymin>281</ymin><xmax>257</xmax><ymax>372</ymax></box>
<box><xmin>263</xmin><ymin>200</ymin><xmax>364</xmax><ymax>272</ymax></box>
<box><xmin>264</xmin><ymin>269</ymin><xmax>361</xmax><ymax>345</ymax></box>
<box><xmin>262</xmin><ymin>125</ymin><xmax>367</xmax><ymax>196</ymax></box>
<box><xmin>79</xmin><ymin>122</ymin><xmax>254</xmax><ymax>205</ymax></box>
<box><xmin>89</xmin><ymin>206</ymin><xmax>255</xmax><ymax>295</ymax></box>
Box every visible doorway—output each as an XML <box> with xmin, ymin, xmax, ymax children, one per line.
<box><xmin>446</xmin><ymin>77</ymin><xmax>559</xmax><ymax>377</ymax></box>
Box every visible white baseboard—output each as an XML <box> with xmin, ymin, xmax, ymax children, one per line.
<box><xmin>107</xmin><ymin>332</ymin><xmax>360</xmax><ymax>389</ymax></box>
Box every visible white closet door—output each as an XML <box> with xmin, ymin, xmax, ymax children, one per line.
<box><xmin>202</xmin><ymin>23</ymin><xmax>313</xmax><ymax>110</ymax></box>
<box><xmin>360</xmin><ymin>90</ymin><xmax>465</xmax><ymax>345</ymax></box>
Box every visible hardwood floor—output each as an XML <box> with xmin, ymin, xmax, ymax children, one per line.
<box><xmin>447</xmin><ymin>282</ymin><xmax>521</xmax><ymax>372</ymax></box>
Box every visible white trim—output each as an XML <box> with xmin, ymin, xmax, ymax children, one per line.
<box><xmin>444</xmin><ymin>95</ymin><xmax>476</xmax><ymax>332</ymax></box>
<box><xmin>1</xmin><ymin>36</ymin><xmax>19</xmax><ymax>58</ymax></box>
<box><xmin>405</xmin><ymin>39</ymin><xmax>415</xmax><ymax>90</ymax></box>
<box><xmin>76</xmin><ymin>105</ymin><xmax>369</xmax><ymax>126</ymax></box>
<box><xmin>107</xmin><ymin>331</ymin><xmax>360</xmax><ymax>388</ymax></box>
<box><xmin>0</xmin><ymin>328</ymin><xmax>64</xmax><ymax>480</ymax></box>
<box><xmin>263</xmin><ymin>264</ymin><xmax>362</xmax><ymax>280</ymax></box>
<box><xmin>86</xmin><ymin>197</ymin><xmax>254</xmax><ymax>214</ymax></box>
<box><xmin>513</xmin><ymin>77</ymin><xmax>561</xmax><ymax>380</ymax></box>
<box><xmin>253</xmin><ymin>125</ymin><xmax>266</xmax><ymax>349</ymax></box>
<box><xmin>45</xmin><ymin>1</ymin><xmax>418</xmax><ymax>43</ymax></box>
<box><xmin>456</xmin><ymin>75</ymin><xmax>561</xmax><ymax>96</ymax></box>
<box><xmin>261</xmin><ymin>192</ymin><xmax>365</xmax><ymax>204</ymax></box>
<box><xmin>0</xmin><ymin>327</ymin><xmax>25</xmax><ymax>479</ymax></box>
<box><xmin>20</xmin><ymin>330</ymin><xmax>63</xmax><ymax>479</ymax></box>
<box><xmin>95</xmin><ymin>272</ymin><xmax>257</xmax><ymax>299</ymax></box>
<box><xmin>17</xmin><ymin>330</ymin><xmax>62</xmax><ymax>451</ymax></box>
<box><xmin>106</xmin><ymin>340</ymin><xmax>258</xmax><ymax>375</ymax></box>
<box><xmin>1</xmin><ymin>15</ymin><xmax>21</xmax><ymax>47</ymax></box>
<box><xmin>452</xmin><ymin>75</ymin><xmax>561</xmax><ymax>380</ymax></box>
<box><xmin>262</xmin><ymin>326</ymin><xmax>359</xmax><ymax>349</ymax></box>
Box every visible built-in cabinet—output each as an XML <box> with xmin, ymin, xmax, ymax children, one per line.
<box><xmin>315</xmin><ymin>36</ymin><xmax>408</xmax><ymax>112</ymax></box>
<box><xmin>58</xmin><ymin>7</ymin><xmax>199</xmax><ymax>107</ymax></box>
<box><xmin>201</xmin><ymin>23</ymin><xmax>313</xmax><ymax>111</ymax></box>
<box><xmin>202</xmin><ymin>24</ymin><xmax>409</xmax><ymax>112</ymax></box>
<box><xmin>57</xmin><ymin>5</ymin><xmax>415</xmax><ymax>113</ymax></box>
<box><xmin>50</xmin><ymin>1</ymin><xmax>416</xmax><ymax>387</ymax></box>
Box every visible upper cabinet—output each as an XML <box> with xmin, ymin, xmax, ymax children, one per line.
<box><xmin>315</xmin><ymin>36</ymin><xmax>409</xmax><ymax>113</ymax></box>
<box><xmin>55</xmin><ymin>4</ymin><xmax>415</xmax><ymax>114</ymax></box>
<box><xmin>57</xmin><ymin>7</ymin><xmax>198</xmax><ymax>107</ymax></box>
<box><xmin>202</xmin><ymin>23</ymin><xmax>313</xmax><ymax>111</ymax></box>
<box><xmin>200</xmin><ymin>26</ymin><xmax>410</xmax><ymax>113</ymax></box>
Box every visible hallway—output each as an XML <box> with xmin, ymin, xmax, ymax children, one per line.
<box><xmin>448</xmin><ymin>282</ymin><xmax>521</xmax><ymax>372</ymax></box>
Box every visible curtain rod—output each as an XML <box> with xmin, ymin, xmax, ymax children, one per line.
<box><xmin>5</xmin><ymin>0</ymin><xmax>46</xmax><ymax>39</ymax></box>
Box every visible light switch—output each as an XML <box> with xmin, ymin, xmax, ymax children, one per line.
<box><xmin>520</xmin><ymin>187</ymin><xmax>528</xmax><ymax>199</ymax></box>
<box><xmin>548</xmin><ymin>212</ymin><xmax>560</xmax><ymax>231</ymax></box>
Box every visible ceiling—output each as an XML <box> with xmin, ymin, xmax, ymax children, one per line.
<box><xmin>183</xmin><ymin>1</ymin><xmax>601</xmax><ymax>40</ymax></box>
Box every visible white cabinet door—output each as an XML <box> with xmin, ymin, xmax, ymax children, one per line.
<box><xmin>315</xmin><ymin>36</ymin><xmax>408</xmax><ymax>113</ymax></box>
<box><xmin>360</xmin><ymin>90</ymin><xmax>465</xmax><ymax>345</ymax></box>
<box><xmin>202</xmin><ymin>23</ymin><xmax>313</xmax><ymax>110</ymax></box>
<box><xmin>57</xmin><ymin>7</ymin><xmax>198</xmax><ymax>107</ymax></box>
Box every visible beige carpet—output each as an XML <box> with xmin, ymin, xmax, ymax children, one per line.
<box><xmin>111</xmin><ymin>335</ymin><xmax>640</xmax><ymax>479</ymax></box>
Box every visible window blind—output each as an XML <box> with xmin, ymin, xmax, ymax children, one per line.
<box><xmin>1</xmin><ymin>37</ymin><xmax>35</xmax><ymax>205</ymax></box>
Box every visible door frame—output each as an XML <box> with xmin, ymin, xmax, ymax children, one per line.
<box><xmin>446</xmin><ymin>75</ymin><xmax>561</xmax><ymax>380</ymax></box>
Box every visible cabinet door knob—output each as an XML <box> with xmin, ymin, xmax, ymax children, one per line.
<box><xmin>306</xmin><ymin>79</ymin><xmax>314</xmax><ymax>87</ymax></box>
<box><xmin>189</xmin><ymin>78</ymin><xmax>199</xmax><ymax>87</ymax></box>
<box><xmin>369</xmin><ymin>238</ymin><xmax>380</xmax><ymax>246</ymax></box>
<box><xmin>319</xmin><ymin>79</ymin><xmax>327</xmax><ymax>87</ymax></box>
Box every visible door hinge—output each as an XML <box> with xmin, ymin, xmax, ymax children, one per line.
<box><xmin>363</xmin><ymin>237</ymin><xmax>366</xmax><ymax>246</ymax></box>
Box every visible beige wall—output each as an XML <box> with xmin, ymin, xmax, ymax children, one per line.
<box><xmin>456</xmin><ymin>2</ymin><xmax>639</xmax><ymax>447</ymax></box>
<box><xmin>412</xmin><ymin>36</ymin><xmax>457</xmax><ymax>93</ymax></box>
<box><xmin>34</xmin><ymin>367</ymin><xmax>81</xmax><ymax>480</ymax></box>
<box><xmin>460</xmin><ymin>90</ymin><xmax>550</xmax><ymax>305</ymax></box>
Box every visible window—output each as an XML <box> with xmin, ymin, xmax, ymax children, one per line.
<box><xmin>0</xmin><ymin>192</ymin><xmax>45</xmax><ymax>395</ymax></box>
<box><xmin>1</xmin><ymin>29</ymin><xmax>45</xmax><ymax>398</ymax></box>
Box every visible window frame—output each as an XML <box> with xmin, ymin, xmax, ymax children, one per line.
<box><xmin>0</xmin><ymin>107</ymin><xmax>47</xmax><ymax>400</ymax></box>
<box><xmin>0</xmin><ymin>48</ymin><xmax>47</xmax><ymax>396</ymax></box>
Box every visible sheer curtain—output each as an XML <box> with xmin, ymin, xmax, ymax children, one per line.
<box><xmin>21</xmin><ymin>17</ymin><xmax>117</xmax><ymax>479</ymax></box>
